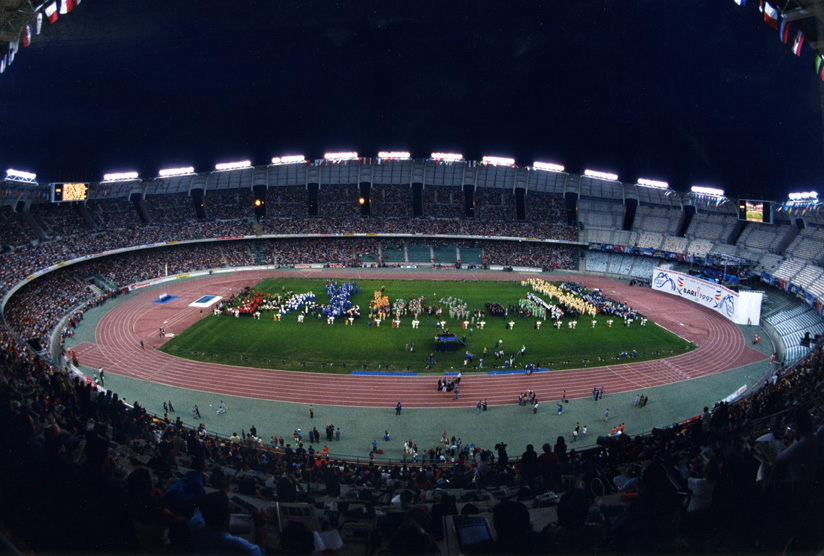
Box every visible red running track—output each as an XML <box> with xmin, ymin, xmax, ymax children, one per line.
<box><xmin>72</xmin><ymin>270</ymin><xmax>767</xmax><ymax>408</ymax></box>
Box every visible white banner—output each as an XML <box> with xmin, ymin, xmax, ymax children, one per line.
<box><xmin>652</xmin><ymin>267</ymin><xmax>753</xmax><ymax>324</ymax></box>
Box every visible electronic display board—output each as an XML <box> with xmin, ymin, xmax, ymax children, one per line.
<box><xmin>738</xmin><ymin>199</ymin><xmax>773</xmax><ymax>224</ymax></box>
<box><xmin>52</xmin><ymin>183</ymin><xmax>89</xmax><ymax>202</ymax></box>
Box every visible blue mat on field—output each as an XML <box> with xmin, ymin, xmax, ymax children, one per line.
<box><xmin>153</xmin><ymin>295</ymin><xmax>178</xmax><ymax>304</ymax></box>
<box><xmin>487</xmin><ymin>367</ymin><xmax>549</xmax><ymax>375</ymax></box>
<box><xmin>351</xmin><ymin>371</ymin><xmax>418</xmax><ymax>377</ymax></box>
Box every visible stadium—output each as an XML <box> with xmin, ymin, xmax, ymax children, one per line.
<box><xmin>1</xmin><ymin>1</ymin><xmax>824</xmax><ymax>554</ymax></box>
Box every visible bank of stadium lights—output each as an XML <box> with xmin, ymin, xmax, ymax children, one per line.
<box><xmin>158</xmin><ymin>167</ymin><xmax>195</xmax><ymax>177</ymax></box>
<box><xmin>5</xmin><ymin>169</ymin><xmax>37</xmax><ymax>183</ymax></box>
<box><xmin>271</xmin><ymin>155</ymin><xmax>306</xmax><ymax>165</ymax></box>
<box><xmin>691</xmin><ymin>186</ymin><xmax>725</xmax><ymax>197</ymax></box>
<box><xmin>482</xmin><ymin>156</ymin><xmax>516</xmax><ymax>167</ymax></box>
<box><xmin>214</xmin><ymin>161</ymin><xmax>251</xmax><ymax>171</ymax></box>
<box><xmin>430</xmin><ymin>152</ymin><xmax>463</xmax><ymax>161</ymax></box>
<box><xmin>377</xmin><ymin>151</ymin><xmax>411</xmax><ymax>159</ymax></box>
<box><xmin>532</xmin><ymin>161</ymin><xmax>565</xmax><ymax>173</ymax></box>
<box><xmin>102</xmin><ymin>171</ymin><xmax>139</xmax><ymax>182</ymax></box>
<box><xmin>637</xmin><ymin>178</ymin><xmax>669</xmax><ymax>189</ymax></box>
<box><xmin>323</xmin><ymin>152</ymin><xmax>358</xmax><ymax>160</ymax></box>
<box><xmin>788</xmin><ymin>191</ymin><xmax>818</xmax><ymax>201</ymax></box>
<box><xmin>583</xmin><ymin>169</ymin><xmax>619</xmax><ymax>181</ymax></box>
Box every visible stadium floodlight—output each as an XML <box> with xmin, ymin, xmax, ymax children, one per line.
<box><xmin>430</xmin><ymin>152</ymin><xmax>463</xmax><ymax>161</ymax></box>
<box><xmin>532</xmin><ymin>161</ymin><xmax>565</xmax><ymax>172</ymax></box>
<box><xmin>584</xmin><ymin>169</ymin><xmax>619</xmax><ymax>181</ymax></box>
<box><xmin>102</xmin><ymin>171</ymin><xmax>139</xmax><ymax>182</ymax></box>
<box><xmin>215</xmin><ymin>161</ymin><xmax>252</xmax><ymax>171</ymax></box>
<box><xmin>482</xmin><ymin>156</ymin><xmax>515</xmax><ymax>166</ymax></box>
<box><xmin>158</xmin><ymin>166</ymin><xmax>195</xmax><ymax>177</ymax></box>
<box><xmin>691</xmin><ymin>186</ymin><xmax>725</xmax><ymax>197</ymax></box>
<box><xmin>271</xmin><ymin>155</ymin><xmax>306</xmax><ymax>165</ymax></box>
<box><xmin>5</xmin><ymin>168</ymin><xmax>36</xmax><ymax>182</ymax></box>
<box><xmin>323</xmin><ymin>151</ymin><xmax>358</xmax><ymax>160</ymax></box>
<box><xmin>637</xmin><ymin>178</ymin><xmax>669</xmax><ymax>189</ymax></box>
<box><xmin>788</xmin><ymin>191</ymin><xmax>818</xmax><ymax>201</ymax></box>
<box><xmin>377</xmin><ymin>151</ymin><xmax>411</xmax><ymax>159</ymax></box>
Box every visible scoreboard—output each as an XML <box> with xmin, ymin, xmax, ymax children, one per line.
<box><xmin>737</xmin><ymin>199</ymin><xmax>773</xmax><ymax>224</ymax></box>
<box><xmin>52</xmin><ymin>183</ymin><xmax>89</xmax><ymax>202</ymax></box>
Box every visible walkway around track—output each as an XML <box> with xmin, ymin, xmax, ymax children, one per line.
<box><xmin>71</xmin><ymin>269</ymin><xmax>767</xmax><ymax>408</ymax></box>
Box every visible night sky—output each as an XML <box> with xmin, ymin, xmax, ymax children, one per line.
<box><xmin>0</xmin><ymin>0</ymin><xmax>822</xmax><ymax>201</ymax></box>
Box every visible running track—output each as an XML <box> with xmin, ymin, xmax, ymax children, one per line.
<box><xmin>72</xmin><ymin>270</ymin><xmax>767</xmax><ymax>408</ymax></box>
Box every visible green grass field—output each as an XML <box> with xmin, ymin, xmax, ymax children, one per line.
<box><xmin>159</xmin><ymin>278</ymin><xmax>695</xmax><ymax>373</ymax></box>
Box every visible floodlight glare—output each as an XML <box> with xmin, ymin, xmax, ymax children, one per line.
<box><xmin>691</xmin><ymin>186</ymin><xmax>725</xmax><ymax>196</ymax></box>
<box><xmin>102</xmin><ymin>171</ymin><xmax>139</xmax><ymax>182</ymax></box>
<box><xmin>5</xmin><ymin>168</ymin><xmax>36</xmax><ymax>181</ymax></box>
<box><xmin>532</xmin><ymin>162</ymin><xmax>565</xmax><ymax>172</ymax></box>
<box><xmin>637</xmin><ymin>178</ymin><xmax>669</xmax><ymax>189</ymax></box>
<box><xmin>482</xmin><ymin>156</ymin><xmax>515</xmax><ymax>166</ymax></box>
<box><xmin>158</xmin><ymin>167</ymin><xmax>195</xmax><ymax>177</ymax></box>
<box><xmin>377</xmin><ymin>151</ymin><xmax>411</xmax><ymax>159</ymax></box>
<box><xmin>323</xmin><ymin>152</ymin><xmax>358</xmax><ymax>160</ymax></box>
<box><xmin>788</xmin><ymin>191</ymin><xmax>818</xmax><ymax>201</ymax></box>
<box><xmin>430</xmin><ymin>152</ymin><xmax>463</xmax><ymax>161</ymax></box>
<box><xmin>271</xmin><ymin>155</ymin><xmax>305</xmax><ymax>165</ymax></box>
<box><xmin>214</xmin><ymin>161</ymin><xmax>251</xmax><ymax>171</ymax></box>
<box><xmin>584</xmin><ymin>169</ymin><xmax>619</xmax><ymax>181</ymax></box>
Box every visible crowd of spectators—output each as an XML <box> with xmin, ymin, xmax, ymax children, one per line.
<box><xmin>203</xmin><ymin>189</ymin><xmax>256</xmax><ymax>222</ymax></box>
<box><xmin>0</xmin><ymin>191</ymin><xmax>823</xmax><ymax>552</ymax></box>
<box><xmin>2</xmin><ymin>238</ymin><xmax>577</xmax><ymax>349</ymax></box>
<box><xmin>371</xmin><ymin>185</ymin><xmax>412</xmax><ymax>218</ymax></box>
<box><xmin>1</xmin><ymin>299</ymin><xmax>823</xmax><ymax>553</ymax></box>
<box><xmin>474</xmin><ymin>187</ymin><xmax>517</xmax><ymax>221</ymax></box>
<box><xmin>422</xmin><ymin>186</ymin><xmax>464</xmax><ymax>219</ymax></box>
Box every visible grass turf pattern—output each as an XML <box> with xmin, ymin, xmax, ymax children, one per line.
<box><xmin>159</xmin><ymin>278</ymin><xmax>695</xmax><ymax>373</ymax></box>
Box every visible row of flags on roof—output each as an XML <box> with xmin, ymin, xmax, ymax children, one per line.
<box><xmin>690</xmin><ymin>195</ymin><xmax>729</xmax><ymax>209</ymax></box>
<box><xmin>1</xmin><ymin>0</ymin><xmax>81</xmax><ymax>75</ymax></box>
<box><xmin>776</xmin><ymin>201</ymin><xmax>822</xmax><ymax>216</ymax></box>
<box><xmin>731</xmin><ymin>0</ymin><xmax>824</xmax><ymax>80</ymax></box>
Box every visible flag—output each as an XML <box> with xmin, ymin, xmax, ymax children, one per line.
<box><xmin>792</xmin><ymin>30</ymin><xmax>805</xmax><ymax>56</ymax></box>
<box><xmin>761</xmin><ymin>1</ymin><xmax>779</xmax><ymax>30</ymax></box>
<box><xmin>816</xmin><ymin>55</ymin><xmax>824</xmax><ymax>81</ymax></box>
<box><xmin>22</xmin><ymin>25</ymin><xmax>31</xmax><ymax>48</ymax></box>
<box><xmin>45</xmin><ymin>2</ymin><xmax>58</xmax><ymax>23</ymax></box>
<box><xmin>59</xmin><ymin>0</ymin><xmax>74</xmax><ymax>14</ymax></box>
<box><xmin>36</xmin><ymin>12</ymin><xmax>42</xmax><ymax>34</ymax></box>
<box><xmin>734</xmin><ymin>0</ymin><xmax>746</xmax><ymax>4</ymax></box>
<box><xmin>779</xmin><ymin>19</ymin><xmax>791</xmax><ymax>44</ymax></box>
<box><xmin>0</xmin><ymin>55</ymin><xmax>5</xmax><ymax>74</ymax></box>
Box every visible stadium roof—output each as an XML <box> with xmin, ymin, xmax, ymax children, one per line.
<box><xmin>1</xmin><ymin>0</ymin><xmax>824</xmax><ymax>202</ymax></box>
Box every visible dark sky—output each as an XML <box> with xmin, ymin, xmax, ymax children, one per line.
<box><xmin>0</xmin><ymin>0</ymin><xmax>822</xmax><ymax>201</ymax></box>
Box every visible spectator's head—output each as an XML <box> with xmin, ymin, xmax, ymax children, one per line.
<box><xmin>280</xmin><ymin>520</ymin><xmax>314</xmax><ymax>554</ymax></box>
<box><xmin>492</xmin><ymin>500</ymin><xmax>531</xmax><ymax>541</ymax></box>
<box><xmin>557</xmin><ymin>487</ymin><xmax>588</xmax><ymax>529</ymax></box>
<box><xmin>198</xmin><ymin>491</ymin><xmax>230</xmax><ymax>531</ymax></box>
<box><xmin>389</xmin><ymin>522</ymin><xmax>439</xmax><ymax>555</ymax></box>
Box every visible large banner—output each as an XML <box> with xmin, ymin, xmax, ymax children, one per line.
<box><xmin>651</xmin><ymin>267</ymin><xmax>761</xmax><ymax>325</ymax></box>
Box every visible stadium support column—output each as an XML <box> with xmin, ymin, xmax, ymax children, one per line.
<box><xmin>191</xmin><ymin>188</ymin><xmax>206</xmax><ymax>219</ymax></box>
<box><xmin>463</xmin><ymin>183</ymin><xmax>475</xmax><ymax>218</ymax></box>
<box><xmin>412</xmin><ymin>183</ymin><xmax>423</xmax><ymax>217</ymax></box>
<box><xmin>515</xmin><ymin>188</ymin><xmax>526</xmax><ymax>221</ymax></box>
<box><xmin>307</xmin><ymin>183</ymin><xmax>319</xmax><ymax>216</ymax></box>
<box><xmin>359</xmin><ymin>182</ymin><xmax>371</xmax><ymax>216</ymax></box>
<box><xmin>564</xmin><ymin>191</ymin><xmax>578</xmax><ymax>228</ymax></box>
<box><xmin>131</xmin><ymin>191</ymin><xmax>150</xmax><ymax>223</ymax></box>
<box><xmin>623</xmin><ymin>198</ymin><xmax>637</xmax><ymax>231</ymax></box>
<box><xmin>252</xmin><ymin>184</ymin><xmax>267</xmax><ymax>219</ymax></box>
